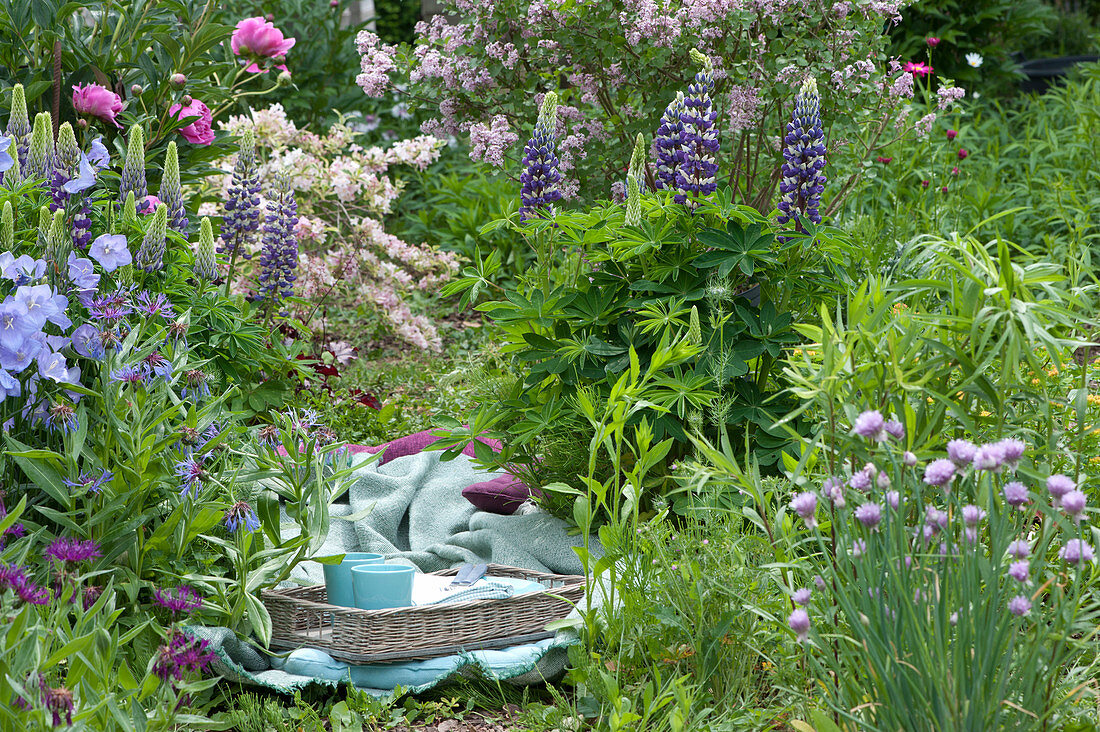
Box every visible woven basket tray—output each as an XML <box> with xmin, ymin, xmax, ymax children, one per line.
<box><xmin>262</xmin><ymin>564</ymin><xmax>585</xmax><ymax>663</ymax></box>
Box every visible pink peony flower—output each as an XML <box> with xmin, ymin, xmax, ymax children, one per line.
<box><xmin>169</xmin><ymin>99</ymin><xmax>214</xmax><ymax>146</ymax></box>
<box><xmin>139</xmin><ymin>195</ymin><xmax>162</xmax><ymax>214</ymax></box>
<box><xmin>231</xmin><ymin>17</ymin><xmax>296</xmax><ymax>73</ymax></box>
<box><xmin>72</xmin><ymin>84</ymin><xmax>123</xmax><ymax>128</ymax></box>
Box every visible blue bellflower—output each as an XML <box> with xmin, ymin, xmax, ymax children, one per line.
<box><xmin>88</xmin><ymin>234</ymin><xmax>131</xmax><ymax>272</ymax></box>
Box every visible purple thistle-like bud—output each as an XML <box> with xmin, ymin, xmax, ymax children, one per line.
<box><xmin>256</xmin><ymin>175</ymin><xmax>299</xmax><ymax>309</ymax></box>
<box><xmin>225</xmin><ymin>501</ymin><xmax>261</xmax><ymax>533</ymax></box>
<box><xmin>45</xmin><ymin>537</ymin><xmax>102</xmax><ymax>565</ymax></box>
<box><xmin>673</xmin><ymin>51</ymin><xmax>719</xmax><ymax>206</ymax></box>
<box><xmin>776</xmin><ymin>77</ymin><xmax>827</xmax><ymax>234</ymax></box>
<box><xmin>903</xmin><ymin>451</ymin><xmax>918</xmax><ymax>466</ymax></box>
<box><xmin>1007</xmin><ymin>560</ymin><xmax>1031</xmax><ymax>585</ymax></box>
<box><xmin>44</xmin><ymin>686</ymin><xmax>74</xmax><ymax>727</ymax></box>
<box><xmin>219</xmin><ymin>129</ymin><xmax>261</xmax><ymax>258</ymax></box>
<box><xmin>519</xmin><ymin>92</ymin><xmax>563</xmax><ymax>221</ymax></box>
<box><xmin>654</xmin><ymin>92</ymin><xmax>687</xmax><ymax>193</ymax></box>
<box><xmin>153</xmin><ymin>586</ymin><xmax>203</xmax><ymax>617</ymax></box>
<box><xmin>0</xmin><ymin>562</ymin><xmax>50</xmax><ymax>605</ymax></box>
<box><xmin>153</xmin><ymin>629</ymin><xmax>217</xmax><ymax>684</ymax></box>
<box><xmin>1003</xmin><ymin>481</ymin><xmax>1030</xmax><ymax>508</ymax></box>
<box><xmin>792</xmin><ymin>587</ymin><xmax>812</xmax><ymax>606</ymax></box>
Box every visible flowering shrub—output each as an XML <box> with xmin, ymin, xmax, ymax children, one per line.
<box><xmin>786</xmin><ymin>409</ymin><xmax>1100</xmax><ymax>729</ymax></box>
<box><xmin>356</xmin><ymin>0</ymin><xmax>964</xmax><ymax>213</ymax></box>
<box><xmin>212</xmin><ymin>105</ymin><xmax>458</xmax><ymax>350</ymax></box>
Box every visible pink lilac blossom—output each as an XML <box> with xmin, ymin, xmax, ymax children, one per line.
<box><xmin>726</xmin><ymin>84</ymin><xmax>762</xmax><ymax>132</ymax></box>
<box><xmin>936</xmin><ymin>85</ymin><xmax>966</xmax><ymax>110</ymax></box>
<box><xmin>469</xmin><ymin>116</ymin><xmax>519</xmax><ymax>167</ymax></box>
<box><xmin>356</xmin><ymin>30</ymin><xmax>398</xmax><ymax>97</ymax></box>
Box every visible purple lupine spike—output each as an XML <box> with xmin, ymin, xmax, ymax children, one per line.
<box><xmin>72</xmin><ymin>197</ymin><xmax>92</xmax><ymax>250</ymax></box>
<box><xmin>777</xmin><ymin>77</ymin><xmax>827</xmax><ymax>234</ymax></box>
<box><xmin>519</xmin><ymin>92</ymin><xmax>563</xmax><ymax>221</ymax></box>
<box><xmin>219</xmin><ymin>129</ymin><xmax>261</xmax><ymax>260</ymax></box>
<box><xmin>256</xmin><ymin>175</ymin><xmax>299</xmax><ymax>310</ymax></box>
<box><xmin>674</xmin><ymin>51</ymin><xmax>720</xmax><ymax>206</ymax></box>
<box><xmin>119</xmin><ymin>126</ymin><xmax>148</xmax><ymax>210</ymax></box>
<box><xmin>653</xmin><ymin>92</ymin><xmax>686</xmax><ymax>192</ymax></box>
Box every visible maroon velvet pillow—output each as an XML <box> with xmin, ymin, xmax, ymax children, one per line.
<box><xmin>462</xmin><ymin>474</ymin><xmax>534</xmax><ymax>515</ymax></box>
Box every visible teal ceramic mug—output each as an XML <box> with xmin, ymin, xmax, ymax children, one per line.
<box><xmin>323</xmin><ymin>553</ymin><xmax>384</xmax><ymax>607</ymax></box>
<box><xmin>351</xmin><ymin>564</ymin><xmax>416</xmax><ymax>610</ymax></box>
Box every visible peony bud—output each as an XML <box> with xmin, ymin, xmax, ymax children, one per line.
<box><xmin>170</xmin><ymin>73</ymin><xmax>186</xmax><ymax>88</ymax></box>
<box><xmin>131</xmin><ymin>84</ymin><xmax>143</xmax><ymax>95</ymax></box>
<box><xmin>277</xmin><ymin>70</ymin><xmax>293</xmax><ymax>87</ymax></box>
<box><xmin>180</xmin><ymin>95</ymin><xmax>192</xmax><ymax>106</ymax></box>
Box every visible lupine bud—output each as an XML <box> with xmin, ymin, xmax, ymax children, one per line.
<box><xmin>654</xmin><ymin>92</ymin><xmax>686</xmax><ymax>192</ymax></box>
<box><xmin>4</xmin><ymin>145</ymin><xmax>22</xmax><ymax>185</ymax></box>
<box><xmin>194</xmin><ymin>217</ymin><xmax>217</xmax><ymax>281</ymax></box>
<box><xmin>776</xmin><ymin>77</ymin><xmax>827</xmax><ymax>236</ymax></box>
<box><xmin>518</xmin><ymin>91</ymin><xmax>563</xmax><ymax>221</ymax></box>
<box><xmin>26</xmin><ymin>112</ymin><xmax>54</xmax><ymax>181</ymax></box>
<box><xmin>46</xmin><ymin>208</ymin><xmax>70</xmax><ymax>290</ymax></box>
<box><xmin>56</xmin><ymin>123</ymin><xmax>80</xmax><ymax>172</ymax></box>
<box><xmin>0</xmin><ymin>201</ymin><xmax>12</xmax><ymax>251</ymax></box>
<box><xmin>688</xmin><ymin>305</ymin><xmax>701</xmax><ymax>346</ymax></box>
<box><xmin>116</xmin><ymin>263</ymin><xmax>133</xmax><ymax>286</ymax></box>
<box><xmin>158</xmin><ymin>142</ymin><xmax>188</xmax><ymax>234</ymax></box>
<box><xmin>257</xmin><ymin>174</ymin><xmax>299</xmax><ymax>309</ymax></box>
<box><xmin>624</xmin><ymin>173</ymin><xmax>641</xmax><ymax>226</ymax></box>
<box><xmin>36</xmin><ymin>205</ymin><xmax>51</xmax><ymax>253</ymax></box>
<box><xmin>6</xmin><ymin>84</ymin><xmax>30</xmax><ymax>167</ymax></box>
<box><xmin>220</xmin><ymin>129</ymin><xmax>261</xmax><ymax>258</ymax></box>
<box><xmin>119</xmin><ymin>125</ymin><xmax>148</xmax><ymax>208</ymax></box>
<box><xmin>135</xmin><ymin>203</ymin><xmax>169</xmax><ymax>271</ymax></box>
<box><xmin>675</xmin><ymin>51</ymin><xmax>719</xmax><ymax>207</ymax></box>
<box><xmin>628</xmin><ymin>132</ymin><xmax>646</xmax><ymax>189</ymax></box>
<box><xmin>121</xmin><ymin>190</ymin><xmax>138</xmax><ymax>225</ymax></box>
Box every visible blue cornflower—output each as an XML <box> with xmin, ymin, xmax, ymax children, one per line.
<box><xmin>63</xmin><ymin>469</ymin><xmax>113</xmax><ymax>494</ymax></box>
<box><xmin>140</xmin><ymin>351</ymin><xmax>172</xmax><ymax>380</ymax></box>
<box><xmin>224</xmin><ymin>501</ymin><xmax>260</xmax><ymax>534</ymax></box>
<box><xmin>109</xmin><ymin>365</ymin><xmax>145</xmax><ymax>386</ymax></box>
<box><xmin>86</xmin><ymin>291</ymin><xmax>133</xmax><ymax>324</ymax></box>
<box><xmin>174</xmin><ymin>454</ymin><xmax>208</xmax><ymax>498</ymax></box>
<box><xmin>43</xmin><ymin>402</ymin><xmax>78</xmax><ymax>434</ymax></box>
<box><xmin>132</xmin><ymin>291</ymin><xmax>176</xmax><ymax>319</ymax></box>
<box><xmin>181</xmin><ymin>369</ymin><xmax>210</xmax><ymax>401</ymax></box>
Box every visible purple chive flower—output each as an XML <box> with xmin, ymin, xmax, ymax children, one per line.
<box><xmin>923</xmin><ymin>459</ymin><xmax>956</xmax><ymax>487</ymax></box>
<box><xmin>852</xmin><ymin>409</ymin><xmax>886</xmax><ymax>441</ymax></box>
<box><xmin>225</xmin><ymin>501</ymin><xmax>261</xmax><ymax>534</ymax></box>
<box><xmin>1007</xmin><ymin>560</ymin><xmax>1031</xmax><ymax>585</ymax></box>
<box><xmin>1003</xmin><ymin>481</ymin><xmax>1030</xmax><ymax>508</ymax></box>
<box><xmin>45</xmin><ymin>537</ymin><xmax>101</xmax><ymax>565</ymax></box>
<box><xmin>1059</xmin><ymin>539</ymin><xmax>1095</xmax><ymax>565</ymax></box>
<box><xmin>153</xmin><ymin>586</ymin><xmax>203</xmax><ymax>617</ymax></box>
<box><xmin>972</xmin><ymin>443</ymin><xmax>1005</xmax><ymax>472</ymax></box>
<box><xmin>790</xmin><ymin>491</ymin><xmax>818</xmax><ymax>529</ymax></box>
<box><xmin>776</xmin><ymin>77</ymin><xmax>827</xmax><ymax>235</ymax></box>
<box><xmin>654</xmin><ymin>92</ymin><xmax>687</xmax><ymax>192</ymax></box>
<box><xmin>1047</xmin><ymin>474</ymin><xmax>1075</xmax><ymax>503</ymax></box>
<box><xmin>823</xmin><ymin>477</ymin><xmax>846</xmax><ymax>507</ymax></box>
<box><xmin>876</xmin><ymin>471</ymin><xmax>891</xmax><ymax>489</ymax></box>
<box><xmin>792</xmin><ymin>587</ymin><xmax>812</xmax><ymax>606</ymax></box>
<box><xmin>849</xmin><ymin>465</ymin><xmax>873</xmax><ymax>491</ymax></box>
<box><xmin>997</xmin><ymin>438</ymin><xmax>1025</xmax><ymax>470</ymax></box>
<box><xmin>256</xmin><ymin>175</ymin><xmax>299</xmax><ymax>307</ymax></box>
<box><xmin>884</xmin><ymin>418</ymin><xmax>905</xmax><ymax>440</ymax></box>
<box><xmin>813</xmin><ymin>575</ymin><xmax>826</xmax><ymax>591</ymax></box>
<box><xmin>62</xmin><ymin>469</ymin><xmax>113</xmax><ymax>494</ymax></box>
<box><xmin>519</xmin><ymin>92</ymin><xmax>563</xmax><ymax>221</ymax></box>
<box><xmin>1062</xmin><ymin>490</ymin><xmax>1087</xmax><ymax>522</ymax></box>
<box><xmin>903</xmin><ymin>451</ymin><xmax>918</xmax><ymax>466</ymax></box>
<box><xmin>43</xmin><ymin>401</ymin><xmax>78</xmax><ymax>434</ymax></box>
<box><xmin>673</xmin><ymin>51</ymin><xmax>719</xmax><ymax>206</ymax></box>
<box><xmin>961</xmin><ymin>504</ymin><xmax>986</xmax><ymax>526</ymax></box>
<box><xmin>855</xmin><ymin>502</ymin><xmax>882</xmax><ymax>529</ymax></box>
<box><xmin>153</xmin><ymin>630</ymin><xmax>217</xmax><ymax>683</ymax></box>
<box><xmin>181</xmin><ymin>369</ymin><xmax>210</xmax><ymax>401</ymax></box>
<box><xmin>787</xmin><ymin>608</ymin><xmax>811</xmax><ymax>642</ymax></box>
<box><xmin>885</xmin><ymin>490</ymin><xmax>900</xmax><ymax>509</ymax></box>
<box><xmin>1007</xmin><ymin>539</ymin><xmax>1031</xmax><ymax>560</ymax></box>
<box><xmin>174</xmin><ymin>454</ymin><xmax>208</xmax><ymax>497</ymax></box>
<box><xmin>132</xmin><ymin>291</ymin><xmax>176</xmax><ymax>319</ymax></box>
<box><xmin>946</xmin><ymin>439</ymin><xmax>976</xmax><ymax>467</ymax></box>
<box><xmin>1008</xmin><ymin>595</ymin><xmax>1031</xmax><ymax>617</ymax></box>
<box><xmin>220</xmin><ymin>129</ymin><xmax>262</xmax><ymax>258</ymax></box>
<box><xmin>88</xmin><ymin>234</ymin><xmax>131</xmax><ymax>272</ymax></box>
<box><xmin>851</xmin><ymin>538</ymin><xmax>867</xmax><ymax>557</ymax></box>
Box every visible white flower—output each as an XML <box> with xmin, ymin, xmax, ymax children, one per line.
<box><xmin>966</xmin><ymin>53</ymin><xmax>983</xmax><ymax>68</ymax></box>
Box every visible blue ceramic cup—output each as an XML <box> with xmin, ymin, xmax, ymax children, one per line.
<box><xmin>351</xmin><ymin>564</ymin><xmax>416</xmax><ymax>610</ymax></box>
<box><xmin>323</xmin><ymin>553</ymin><xmax>384</xmax><ymax>607</ymax></box>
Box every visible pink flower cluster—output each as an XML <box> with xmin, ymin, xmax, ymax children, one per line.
<box><xmin>356</xmin><ymin>30</ymin><xmax>399</xmax><ymax>97</ymax></box>
<box><xmin>469</xmin><ymin>116</ymin><xmax>520</xmax><ymax>168</ymax></box>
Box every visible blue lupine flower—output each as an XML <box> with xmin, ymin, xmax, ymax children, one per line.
<box><xmin>220</xmin><ymin>129</ymin><xmax>262</xmax><ymax>258</ymax></box>
<box><xmin>654</xmin><ymin>92</ymin><xmax>687</xmax><ymax>192</ymax></box>
<box><xmin>0</xmin><ymin>337</ymin><xmax>41</xmax><ymax>372</ymax></box>
<box><xmin>776</xmin><ymin>77</ymin><xmax>827</xmax><ymax>234</ymax></box>
<box><xmin>674</xmin><ymin>51</ymin><xmax>720</xmax><ymax>206</ymax></box>
<box><xmin>62</xmin><ymin>155</ymin><xmax>97</xmax><ymax>195</ymax></box>
<box><xmin>224</xmin><ymin>501</ymin><xmax>261</xmax><ymax>534</ymax></box>
<box><xmin>518</xmin><ymin>92</ymin><xmax>563</xmax><ymax>221</ymax></box>
<box><xmin>256</xmin><ymin>176</ymin><xmax>299</xmax><ymax>308</ymax></box>
<box><xmin>70</xmin><ymin>324</ymin><xmax>104</xmax><ymax>360</ymax></box>
<box><xmin>174</xmin><ymin>454</ymin><xmax>208</xmax><ymax>498</ymax></box>
<box><xmin>63</xmin><ymin>469</ymin><xmax>113</xmax><ymax>494</ymax></box>
<box><xmin>0</xmin><ymin>136</ymin><xmax>12</xmax><ymax>174</ymax></box>
<box><xmin>88</xmin><ymin>234</ymin><xmax>131</xmax><ymax>272</ymax></box>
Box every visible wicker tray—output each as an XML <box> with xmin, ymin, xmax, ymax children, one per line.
<box><xmin>262</xmin><ymin>564</ymin><xmax>585</xmax><ymax>663</ymax></box>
